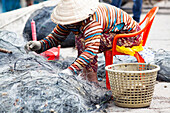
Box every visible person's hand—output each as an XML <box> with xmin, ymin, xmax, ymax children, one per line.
<box><xmin>24</xmin><ymin>41</ymin><xmax>41</xmax><ymax>53</ymax></box>
<box><xmin>58</xmin><ymin>69</ymin><xmax>74</xmax><ymax>76</ymax></box>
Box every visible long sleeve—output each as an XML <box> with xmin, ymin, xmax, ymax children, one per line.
<box><xmin>67</xmin><ymin>3</ymin><xmax>140</xmax><ymax>74</ymax></box>
<box><xmin>109</xmin><ymin>6</ymin><xmax>138</xmax><ymax>33</ymax></box>
<box><xmin>68</xmin><ymin>21</ymin><xmax>103</xmax><ymax>74</ymax></box>
<box><xmin>38</xmin><ymin>24</ymin><xmax>70</xmax><ymax>53</ymax></box>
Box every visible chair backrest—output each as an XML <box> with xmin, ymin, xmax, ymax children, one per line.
<box><xmin>139</xmin><ymin>7</ymin><xmax>159</xmax><ymax>46</ymax></box>
<box><xmin>111</xmin><ymin>7</ymin><xmax>159</xmax><ymax>56</ymax></box>
<box><xmin>104</xmin><ymin>7</ymin><xmax>159</xmax><ymax>90</ymax></box>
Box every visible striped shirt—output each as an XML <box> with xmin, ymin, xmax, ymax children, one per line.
<box><xmin>38</xmin><ymin>3</ymin><xmax>139</xmax><ymax>74</ymax></box>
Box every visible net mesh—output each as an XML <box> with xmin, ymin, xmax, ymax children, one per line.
<box><xmin>0</xmin><ymin>30</ymin><xmax>111</xmax><ymax>113</ymax></box>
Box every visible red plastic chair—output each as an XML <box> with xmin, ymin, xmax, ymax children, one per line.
<box><xmin>104</xmin><ymin>7</ymin><xmax>159</xmax><ymax>90</ymax></box>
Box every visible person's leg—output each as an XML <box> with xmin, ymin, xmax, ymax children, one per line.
<box><xmin>99</xmin><ymin>33</ymin><xmax>116</xmax><ymax>89</ymax></box>
<box><xmin>132</xmin><ymin>0</ymin><xmax>143</xmax><ymax>22</ymax></box>
<box><xmin>111</xmin><ymin>0</ymin><xmax>122</xmax><ymax>8</ymax></box>
<box><xmin>75</xmin><ymin>34</ymin><xmax>98</xmax><ymax>84</ymax></box>
<box><xmin>15</xmin><ymin>0</ymin><xmax>21</xmax><ymax>9</ymax></box>
<box><xmin>81</xmin><ymin>56</ymin><xmax>98</xmax><ymax>83</ymax></box>
<box><xmin>26</xmin><ymin>0</ymin><xmax>33</xmax><ymax>6</ymax></box>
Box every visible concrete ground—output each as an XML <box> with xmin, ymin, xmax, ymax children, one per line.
<box><xmin>121</xmin><ymin>0</ymin><xmax>170</xmax><ymax>51</ymax></box>
<box><xmin>52</xmin><ymin>1</ymin><xmax>170</xmax><ymax>112</ymax></box>
<box><xmin>102</xmin><ymin>1</ymin><xmax>170</xmax><ymax>113</ymax></box>
<box><xmin>0</xmin><ymin>0</ymin><xmax>170</xmax><ymax>113</ymax></box>
<box><xmin>104</xmin><ymin>82</ymin><xmax>170</xmax><ymax>113</ymax></box>
<box><xmin>60</xmin><ymin>1</ymin><xmax>170</xmax><ymax>113</ymax></box>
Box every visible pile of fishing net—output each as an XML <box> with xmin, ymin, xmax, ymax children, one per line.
<box><xmin>97</xmin><ymin>48</ymin><xmax>170</xmax><ymax>82</ymax></box>
<box><xmin>154</xmin><ymin>49</ymin><xmax>170</xmax><ymax>82</ymax></box>
<box><xmin>0</xmin><ymin>30</ymin><xmax>111</xmax><ymax>113</ymax></box>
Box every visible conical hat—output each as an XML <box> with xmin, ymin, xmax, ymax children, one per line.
<box><xmin>51</xmin><ymin>0</ymin><xmax>99</xmax><ymax>25</ymax></box>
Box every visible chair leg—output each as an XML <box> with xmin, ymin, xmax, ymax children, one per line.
<box><xmin>104</xmin><ymin>51</ymin><xmax>112</xmax><ymax>90</ymax></box>
<box><xmin>134</xmin><ymin>52</ymin><xmax>145</xmax><ymax>63</ymax></box>
<box><xmin>105</xmin><ymin>70</ymin><xmax>111</xmax><ymax>90</ymax></box>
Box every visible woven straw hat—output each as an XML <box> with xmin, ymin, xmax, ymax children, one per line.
<box><xmin>51</xmin><ymin>0</ymin><xmax>99</xmax><ymax>25</ymax></box>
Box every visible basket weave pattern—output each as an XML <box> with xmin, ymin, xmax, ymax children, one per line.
<box><xmin>106</xmin><ymin>63</ymin><xmax>160</xmax><ymax>108</ymax></box>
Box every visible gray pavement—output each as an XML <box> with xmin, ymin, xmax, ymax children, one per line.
<box><xmin>0</xmin><ymin>0</ymin><xmax>170</xmax><ymax>112</ymax></box>
<box><xmin>122</xmin><ymin>0</ymin><xmax>170</xmax><ymax>51</ymax></box>
<box><xmin>60</xmin><ymin>8</ymin><xmax>170</xmax><ymax>111</ymax></box>
<box><xmin>60</xmin><ymin>2</ymin><xmax>170</xmax><ymax>113</ymax></box>
<box><xmin>146</xmin><ymin>14</ymin><xmax>170</xmax><ymax>51</ymax></box>
<box><xmin>104</xmin><ymin>82</ymin><xmax>170</xmax><ymax>113</ymax></box>
<box><xmin>102</xmin><ymin>1</ymin><xmax>170</xmax><ymax>113</ymax></box>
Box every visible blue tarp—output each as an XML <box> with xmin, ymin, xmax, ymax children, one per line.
<box><xmin>1</xmin><ymin>0</ymin><xmax>21</xmax><ymax>12</ymax></box>
<box><xmin>1</xmin><ymin>0</ymin><xmax>47</xmax><ymax>12</ymax></box>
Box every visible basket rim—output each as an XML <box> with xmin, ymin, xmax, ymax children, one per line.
<box><xmin>105</xmin><ymin>63</ymin><xmax>160</xmax><ymax>73</ymax></box>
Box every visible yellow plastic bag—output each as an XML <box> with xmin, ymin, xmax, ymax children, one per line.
<box><xmin>116</xmin><ymin>43</ymin><xmax>144</xmax><ymax>56</ymax></box>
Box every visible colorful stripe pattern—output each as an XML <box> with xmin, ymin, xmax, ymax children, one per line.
<box><xmin>39</xmin><ymin>24</ymin><xmax>70</xmax><ymax>52</ymax></box>
<box><xmin>39</xmin><ymin>3</ymin><xmax>140</xmax><ymax>74</ymax></box>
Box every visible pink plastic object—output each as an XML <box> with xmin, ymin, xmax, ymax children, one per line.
<box><xmin>31</xmin><ymin>19</ymin><xmax>60</xmax><ymax>60</ymax></box>
<box><xmin>31</xmin><ymin>19</ymin><xmax>37</xmax><ymax>41</ymax></box>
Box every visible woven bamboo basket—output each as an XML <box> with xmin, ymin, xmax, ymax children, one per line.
<box><xmin>105</xmin><ymin>63</ymin><xmax>160</xmax><ymax>108</ymax></box>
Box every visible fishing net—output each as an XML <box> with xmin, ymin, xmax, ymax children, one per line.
<box><xmin>0</xmin><ymin>30</ymin><xmax>112</xmax><ymax>113</ymax></box>
<box><xmin>154</xmin><ymin>49</ymin><xmax>170</xmax><ymax>82</ymax></box>
<box><xmin>97</xmin><ymin>49</ymin><xmax>170</xmax><ymax>82</ymax></box>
